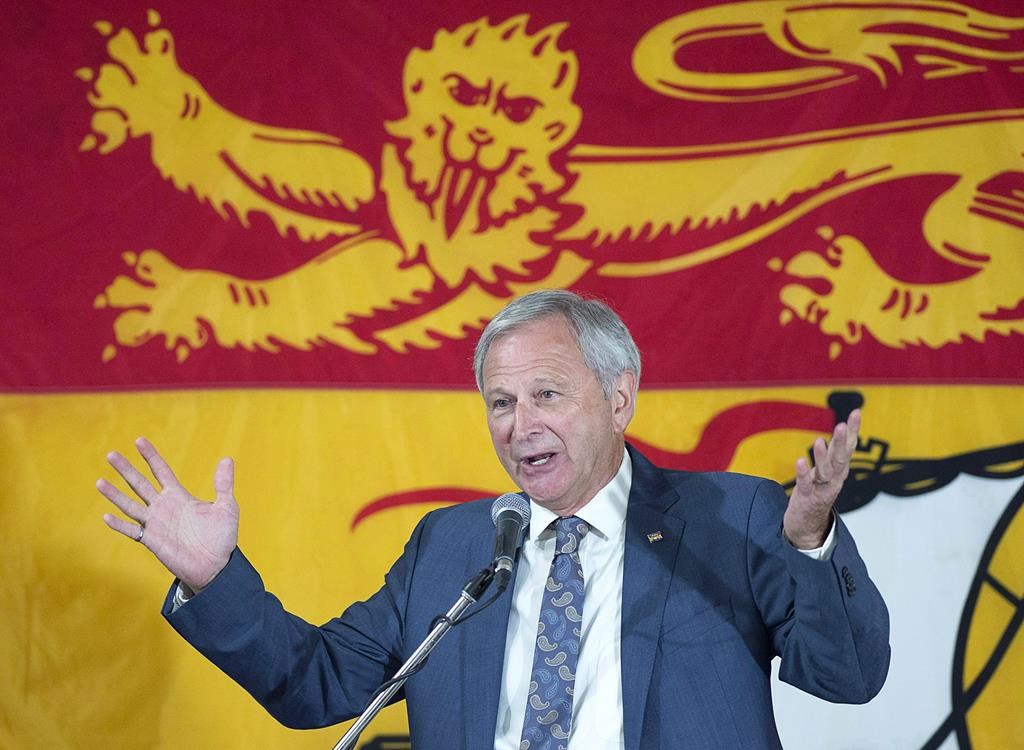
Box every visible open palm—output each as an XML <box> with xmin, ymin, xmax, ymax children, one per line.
<box><xmin>98</xmin><ymin>437</ymin><xmax>239</xmax><ymax>592</ymax></box>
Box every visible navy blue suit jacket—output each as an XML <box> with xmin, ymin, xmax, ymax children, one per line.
<box><xmin>164</xmin><ymin>446</ymin><xmax>890</xmax><ymax>749</ymax></box>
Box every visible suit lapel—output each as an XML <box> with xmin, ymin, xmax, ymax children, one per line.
<box><xmin>621</xmin><ymin>446</ymin><xmax>685</xmax><ymax>750</ymax></box>
<box><xmin>460</xmin><ymin>513</ymin><xmax>518</xmax><ymax>750</ymax></box>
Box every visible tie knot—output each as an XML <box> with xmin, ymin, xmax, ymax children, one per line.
<box><xmin>554</xmin><ymin>516</ymin><xmax>589</xmax><ymax>555</ymax></box>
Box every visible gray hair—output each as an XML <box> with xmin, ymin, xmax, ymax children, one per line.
<box><xmin>473</xmin><ymin>290</ymin><xmax>641</xmax><ymax>398</ymax></box>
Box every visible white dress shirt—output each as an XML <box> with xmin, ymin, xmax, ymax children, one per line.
<box><xmin>494</xmin><ymin>451</ymin><xmax>633</xmax><ymax>750</ymax></box>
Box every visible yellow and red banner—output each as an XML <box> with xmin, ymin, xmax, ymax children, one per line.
<box><xmin>1</xmin><ymin>2</ymin><xmax>1022</xmax><ymax>748</ymax></box>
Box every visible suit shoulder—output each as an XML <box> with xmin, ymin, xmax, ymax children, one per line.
<box><xmin>418</xmin><ymin>495</ymin><xmax>495</xmax><ymax>533</ymax></box>
<box><xmin>663</xmin><ymin>468</ymin><xmax>779</xmax><ymax>495</ymax></box>
<box><xmin>655</xmin><ymin>469</ymin><xmax>788</xmax><ymax>523</ymax></box>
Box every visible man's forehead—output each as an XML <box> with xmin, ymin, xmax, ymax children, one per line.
<box><xmin>483</xmin><ymin>317</ymin><xmax>579</xmax><ymax>364</ymax></box>
<box><xmin>481</xmin><ymin>321</ymin><xmax>601</xmax><ymax>394</ymax></box>
<box><xmin>491</xmin><ymin>313</ymin><xmax>574</xmax><ymax>345</ymax></box>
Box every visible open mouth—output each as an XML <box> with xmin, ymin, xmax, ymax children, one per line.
<box><xmin>523</xmin><ymin>452</ymin><xmax>555</xmax><ymax>467</ymax></box>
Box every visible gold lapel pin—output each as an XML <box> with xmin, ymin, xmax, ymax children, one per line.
<box><xmin>646</xmin><ymin>531</ymin><xmax>663</xmax><ymax>543</ymax></box>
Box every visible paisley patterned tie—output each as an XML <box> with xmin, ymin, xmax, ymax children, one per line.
<box><xmin>519</xmin><ymin>516</ymin><xmax>590</xmax><ymax>750</ymax></box>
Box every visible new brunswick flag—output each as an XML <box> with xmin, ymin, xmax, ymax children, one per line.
<box><xmin>2</xmin><ymin>1</ymin><xmax>1022</xmax><ymax>747</ymax></box>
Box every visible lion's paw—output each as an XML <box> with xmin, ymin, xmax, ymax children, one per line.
<box><xmin>78</xmin><ymin>10</ymin><xmax>195</xmax><ymax>153</ymax></box>
<box><xmin>95</xmin><ymin>249</ymin><xmax>210</xmax><ymax>363</ymax></box>
<box><xmin>772</xmin><ymin>227</ymin><xmax>917</xmax><ymax>358</ymax></box>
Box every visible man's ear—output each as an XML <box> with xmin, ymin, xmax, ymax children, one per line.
<box><xmin>611</xmin><ymin>370</ymin><xmax>637</xmax><ymax>433</ymax></box>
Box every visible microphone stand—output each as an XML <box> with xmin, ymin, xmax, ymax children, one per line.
<box><xmin>331</xmin><ymin>566</ymin><xmax>496</xmax><ymax>750</ymax></box>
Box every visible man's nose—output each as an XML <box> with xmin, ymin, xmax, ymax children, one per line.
<box><xmin>511</xmin><ymin>401</ymin><xmax>542</xmax><ymax>440</ymax></box>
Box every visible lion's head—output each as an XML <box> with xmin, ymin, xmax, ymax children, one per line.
<box><xmin>386</xmin><ymin>15</ymin><xmax>581</xmax><ymax>238</ymax></box>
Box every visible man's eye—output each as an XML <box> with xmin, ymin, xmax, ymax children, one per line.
<box><xmin>539</xmin><ymin>390</ymin><xmax>556</xmax><ymax>400</ymax></box>
<box><xmin>492</xmin><ymin>398</ymin><xmax>511</xmax><ymax>409</ymax></box>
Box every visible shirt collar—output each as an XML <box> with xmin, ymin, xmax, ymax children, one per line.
<box><xmin>526</xmin><ymin>449</ymin><xmax>632</xmax><ymax>544</ymax></box>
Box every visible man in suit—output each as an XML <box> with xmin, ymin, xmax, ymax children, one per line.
<box><xmin>98</xmin><ymin>290</ymin><xmax>889</xmax><ymax>749</ymax></box>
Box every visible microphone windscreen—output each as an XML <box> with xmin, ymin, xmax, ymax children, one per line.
<box><xmin>490</xmin><ymin>492</ymin><xmax>530</xmax><ymax>527</ymax></box>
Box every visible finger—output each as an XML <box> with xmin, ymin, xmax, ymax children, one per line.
<box><xmin>213</xmin><ymin>457</ymin><xmax>235</xmax><ymax>504</ymax></box>
<box><xmin>102</xmin><ymin>512</ymin><xmax>144</xmax><ymax>542</ymax></box>
<box><xmin>793</xmin><ymin>456</ymin><xmax>814</xmax><ymax>493</ymax></box>
<box><xmin>811</xmin><ymin>437</ymin><xmax>829</xmax><ymax>482</ymax></box>
<box><xmin>845</xmin><ymin>408</ymin><xmax>861</xmax><ymax>453</ymax></box>
<box><xmin>135</xmin><ymin>437</ymin><xmax>180</xmax><ymax>490</ymax></box>
<box><xmin>96</xmin><ymin>477</ymin><xmax>147</xmax><ymax>523</ymax></box>
<box><xmin>107</xmin><ymin>450</ymin><xmax>159</xmax><ymax>505</ymax></box>
<box><xmin>829</xmin><ymin>421</ymin><xmax>849</xmax><ymax>459</ymax></box>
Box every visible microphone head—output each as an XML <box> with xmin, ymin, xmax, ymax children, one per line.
<box><xmin>490</xmin><ymin>492</ymin><xmax>530</xmax><ymax>526</ymax></box>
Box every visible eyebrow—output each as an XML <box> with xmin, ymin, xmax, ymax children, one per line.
<box><xmin>484</xmin><ymin>376</ymin><xmax>560</xmax><ymax>397</ymax></box>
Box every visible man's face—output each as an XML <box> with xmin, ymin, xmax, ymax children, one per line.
<box><xmin>481</xmin><ymin>315</ymin><xmax>635</xmax><ymax>516</ymax></box>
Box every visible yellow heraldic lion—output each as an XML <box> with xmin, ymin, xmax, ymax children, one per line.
<box><xmin>81</xmin><ymin>3</ymin><xmax>1024</xmax><ymax>363</ymax></box>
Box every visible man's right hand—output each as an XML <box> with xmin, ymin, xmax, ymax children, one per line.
<box><xmin>98</xmin><ymin>437</ymin><xmax>239</xmax><ymax>593</ymax></box>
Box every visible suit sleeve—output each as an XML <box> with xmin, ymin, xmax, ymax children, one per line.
<box><xmin>161</xmin><ymin>517</ymin><xmax>428</xmax><ymax>729</ymax></box>
<box><xmin>746</xmin><ymin>479</ymin><xmax>890</xmax><ymax>703</ymax></box>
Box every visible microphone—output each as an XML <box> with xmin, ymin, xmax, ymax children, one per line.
<box><xmin>490</xmin><ymin>493</ymin><xmax>530</xmax><ymax>592</ymax></box>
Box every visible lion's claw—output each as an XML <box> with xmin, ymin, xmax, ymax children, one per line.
<box><xmin>776</xmin><ymin>231</ymin><xmax>856</xmax><ymax>345</ymax></box>
<box><xmin>98</xmin><ymin>249</ymin><xmax>210</xmax><ymax>359</ymax></box>
<box><xmin>776</xmin><ymin>232</ymin><xmax>905</xmax><ymax>351</ymax></box>
<box><xmin>80</xmin><ymin>16</ymin><xmax>191</xmax><ymax>155</ymax></box>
